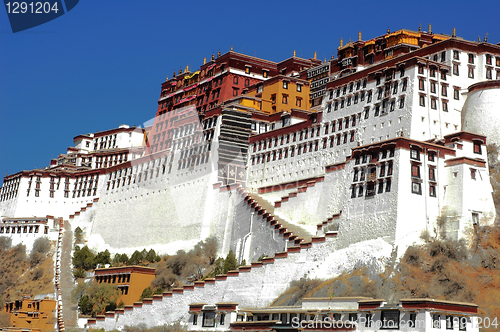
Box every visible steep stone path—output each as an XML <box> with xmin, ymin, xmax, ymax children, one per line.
<box><xmin>60</xmin><ymin>220</ymin><xmax>78</xmax><ymax>330</ymax></box>
<box><xmin>247</xmin><ymin>192</ymin><xmax>313</xmax><ymax>242</ymax></box>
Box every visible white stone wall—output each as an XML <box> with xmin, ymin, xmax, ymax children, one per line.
<box><xmin>88</xmin><ymin>237</ymin><xmax>393</xmax><ymax>331</ymax></box>
<box><xmin>462</xmin><ymin>83</ymin><xmax>500</xmax><ymax>145</ymax></box>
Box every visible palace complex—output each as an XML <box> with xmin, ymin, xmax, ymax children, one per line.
<box><xmin>1</xmin><ymin>27</ymin><xmax>500</xmax><ymax>330</ymax></box>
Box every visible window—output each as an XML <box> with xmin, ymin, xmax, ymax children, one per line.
<box><xmin>419</xmin><ymin>79</ymin><xmax>425</xmax><ymax>91</ymax></box>
<box><xmin>386</xmin><ymin>179</ymin><xmax>391</xmax><ymax>192</ymax></box>
<box><xmin>349</xmin><ymin>313</ymin><xmax>358</xmax><ymax>322</ymax></box>
<box><xmin>429</xmin><ymin>184</ymin><xmax>436</xmax><ymax>197</ymax></box>
<box><xmin>358</xmin><ymin>185</ymin><xmax>364</xmax><ymax>197</ymax></box>
<box><xmin>468</xmin><ymin>66</ymin><xmax>474</xmax><ymax>78</ymax></box>
<box><xmin>400</xmin><ymin>67</ymin><xmax>405</xmax><ymax>77</ymax></box>
<box><xmin>412</xmin><ymin>165</ymin><xmax>420</xmax><ymax>178</ymax></box>
<box><xmin>471</xmin><ymin>169</ymin><xmax>477</xmax><ymax>180</ymax></box>
<box><xmin>459</xmin><ymin>317</ymin><xmax>467</xmax><ymax>331</ymax></box>
<box><xmin>418</xmin><ymin>65</ymin><xmax>424</xmax><ymax>74</ymax></box>
<box><xmin>244</xmin><ymin>78</ymin><xmax>250</xmax><ymax>87</ymax></box>
<box><xmin>468</xmin><ymin>53</ymin><xmax>474</xmax><ymax>64</ymax></box>
<box><xmin>486</xmin><ymin>68</ymin><xmax>492</xmax><ymax>79</ymax></box>
<box><xmin>399</xmin><ymin>96</ymin><xmax>405</xmax><ymax>109</ymax></box>
<box><xmin>393</xmin><ymin>82</ymin><xmax>398</xmax><ymax>94</ymax></box>
<box><xmin>441</xmin><ymin>71</ymin><xmax>447</xmax><ymax>80</ymax></box>
<box><xmin>282</xmin><ymin>94</ymin><xmax>288</xmax><ymax>104</ymax></box>
<box><xmin>360</xmin><ymin>91</ymin><xmax>365</xmax><ymax>101</ymax></box>
<box><xmin>233</xmin><ymin>76</ymin><xmax>239</xmax><ymax>84</ymax></box>
<box><xmin>419</xmin><ymin>95</ymin><xmax>425</xmax><ymax>107</ymax></box>
<box><xmin>441</xmin><ymin>51</ymin><xmax>446</xmax><ymax>62</ymax></box>
<box><xmin>432</xmin><ymin>314</ymin><xmax>441</xmax><ymax>329</ymax></box>
<box><xmin>296</xmin><ymin>98</ymin><xmax>302</xmax><ymax>107</ymax></box>
<box><xmin>473</xmin><ymin>142</ymin><xmax>482</xmax><ymax>154</ymax></box>
<box><xmin>411</xmin><ymin>148</ymin><xmax>420</xmax><ymax>160</ymax></box>
<box><xmin>263</xmin><ymin>70</ymin><xmax>268</xmax><ymax>78</ymax></box>
<box><xmin>365</xmin><ymin>314</ymin><xmax>373</xmax><ymax>327</ymax></box>
<box><xmin>193</xmin><ymin>314</ymin><xmax>197</xmax><ymax>325</ymax></box>
<box><xmin>430</xmin><ymin>82</ymin><xmax>436</xmax><ymax>93</ymax></box>
<box><xmin>378</xmin><ymin>180</ymin><xmax>384</xmax><ymax>193</ymax></box>
<box><xmin>377</xmin><ymin>88</ymin><xmax>383</xmax><ymax>100</ymax></box>
<box><xmin>367</xmin><ymin>91</ymin><xmax>372</xmax><ymax>102</ymax></box>
<box><xmin>364</xmin><ymin>108</ymin><xmax>369</xmax><ymax>119</ymax></box>
<box><xmin>412</xmin><ymin>182</ymin><xmax>422</xmax><ymax>195</ymax></box>
<box><xmin>380</xmin><ymin>311</ymin><xmax>400</xmax><ymax>329</ymax></box>
<box><xmin>297</xmin><ymin>84</ymin><xmax>302</xmax><ymax>92</ymax></box>
<box><xmin>375</xmin><ymin>105</ymin><xmax>380</xmax><ymax>116</ymax></box>
<box><xmin>454</xmin><ymin>88</ymin><xmax>460</xmax><ymax>100</ymax></box>
<box><xmin>409</xmin><ymin>313</ymin><xmax>417</xmax><ymax>328</ymax></box>
<box><xmin>245</xmin><ymin>66</ymin><xmax>251</xmax><ymax>74</ymax></box>
<box><xmin>441</xmin><ymin>85</ymin><xmax>447</xmax><ymax>96</ymax></box>
<box><xmin>366</xmin><ymin>182</ymin><xmax>375</xmax><ymax>197</ymax></box>
<box><xmin>202</xmin><ymin>312</ymin><xmax>216</xmax><ymax>327</ymax></box>
<box><xmin>402</xmin><ymin>79</ymin><xmax>407</xmax><ymax>91</ymax></box>
<box><xmin>431</xmin><ymin>98</ymin><xmax>437</xmax><ymax>110</ymax></box>
<box><xmin>363</xmin><ymin>79</ymin><xmax>367</xmax><ymax>88</ymax></box>
<box><xmin>453</xmin><ymin>63</ymin><xmax>459</xmax><ymax>76</ymax></box>
<box><xmin>219</xmin><ymin>313</ymin><xmax>225</xmax><ymax>325</ymax></box>
<box><xmin>430</xmin><ymin>68</ymin><xmax>436</xmax><ymax>77</ymax></box>
<box><xmin>453</xmin><ymin>50</ymin><xmax>459</xmax><ymax>60</ymax></box>
<box><xmin>472</xmin><ymin>212</ymin><xmax>479</xmax><ymax>225</ymax></box>
<box><xmin>428</xmin><ymin>151</ymin><xmax>435</xmax><ymax>161</ymax></box>
<box><xmin>347</xmin><ymin>97</ymin><xmax>351</xmax><ymax>106</ymax></box>
<box><xmin>429</xmin><ymin>167</ymin><xmax>436</xmax><ymax>181</ymax></box>
<box><xmin>283</xmin><ymin>81</ymin><xmax>288</xmax><ymax>89</ymax></box>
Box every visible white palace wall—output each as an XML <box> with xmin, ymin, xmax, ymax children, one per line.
<box><xmin>88</xmin><ymin>236</ymin><xmax>393</xmax><ymax>331</ymax></box>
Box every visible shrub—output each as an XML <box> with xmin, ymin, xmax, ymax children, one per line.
<box><xmin>32</xmin><ymin>267</ymin><xmax>44</xmax><ymax>281</ymax></box>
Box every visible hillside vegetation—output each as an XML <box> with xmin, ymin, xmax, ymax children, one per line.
<box><xmin>0</xmin><ymin>237</ymin><xmax>55</xmax><ymax>328</ymax></box>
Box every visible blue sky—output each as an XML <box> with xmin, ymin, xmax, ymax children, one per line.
<box><xmin>1</xmin><ymin>0</ymin><xmax>499</xmax><ymax>184</ymax></box>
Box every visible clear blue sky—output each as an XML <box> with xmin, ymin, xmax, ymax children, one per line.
<box><xmin>1</xmin><ymin>0</ymin><xmax>499</xmax><ymax>184</ymax></box>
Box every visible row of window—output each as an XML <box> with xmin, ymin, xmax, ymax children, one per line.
<box><xmin>0</xmin><ymin>225</ymin><xmax>44</xmax><ymax>234</ymax></box>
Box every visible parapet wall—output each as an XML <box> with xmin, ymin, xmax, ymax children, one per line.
<box><xmin>88</xmin><ymin>236</ymin><xmax>393</xmax><ymax>330</ymax></box>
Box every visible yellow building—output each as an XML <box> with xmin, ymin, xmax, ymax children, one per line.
<box><xmin>246</xmin><ymin>75</ymin><xmax>310</xmax><ymax>114</ymax></box>
<box><xmin>3</xmin><ymin>297</ymin><xmax>56</xmax><ymax>332</ymax></box>
<box><xmin>94</xmin><ymin>266</ymin><xmax>156</xmax><ymax>306</ymax></box>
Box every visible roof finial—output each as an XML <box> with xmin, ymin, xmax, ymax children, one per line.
<box><xmin>324</xmin><ymin>58</ymin><xmax>327</xmax><ymax>64</ymax></box>
<box><xmin>185</xmin><ymin>65</ymin><xmax>189</xmax><ymax>73</ymax></box>
<box><xmin>166</xmin><ymin>76</ymin><xmax>169</xmax><ymax>80</ymax></box>
<box><xmin>358</xmin><ymin>31</ymin><xmax>362</xmax><ymax>41</ymax></box>
<box><xmin>387</xmin><ymin>27</ymin><xmax>390</xmax><ymax>34</ymax></box>
<box><xmin>340</xmin><ymin>38</ymin><xmax>343</xmax><ymax>48</ymax></box>
<box><xmin>173</xmin><ymin>71</ymin><xmax>176</xmax><ymax>78</ymax></box>
<box><xmin>349</xmin><ymin>37</ymin><xmax>351</xmax><ymax>43</ymax></box>
<box><xmin>485</xmin><ymin>33</ymin><xmax>488</xmax><ymax>42</ymax></box>
<box><xmin>230</xmin><ymin>45</ymin><xmax>233</xmax><ymax>51</ymax></box>
<box><xmin>293</xmin><ymin>50</ymin><xmax>296</xmax><ymax>57</ymax></box>
<box><xmin>428</xmin><ymin>24</ymin><xmax>432</xmax><ymax>34</ymax></box>
<box><xmin>314</xmin><ymin>51</ymin><xmax>317</xmax><ymax>59</ymax></box>
<box><xmin>452</xmin><ymin>28</ymin><xmax>456</xmax><ymax>37</ymax></box>
<box><xmin>179</xmin><ymin>68</ymin><xmax>182</xmax><ymax>74</ymax></box>
<box><xmin>217</xmin><ymin>50</ymin><xmax>221</xmax><ymax>57</ymax></box>
<box><xmin>418</xmin><ymin>24</ymin><xmax>422</xmax><ymax>32</ymax></box>
<box><xmin>478</xmin><ymin>36</ymin><xmax>482</xmax><ymax>42</ymax></box>
<box><xmin>203</xmin><ymin>57</ymin><xmax>206</xmax><ymax>65</ymax></box>
<box><xmin>211</xmin><ymin>53</ymin><xmax>215</xmax><ymax>61</ymax></box>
